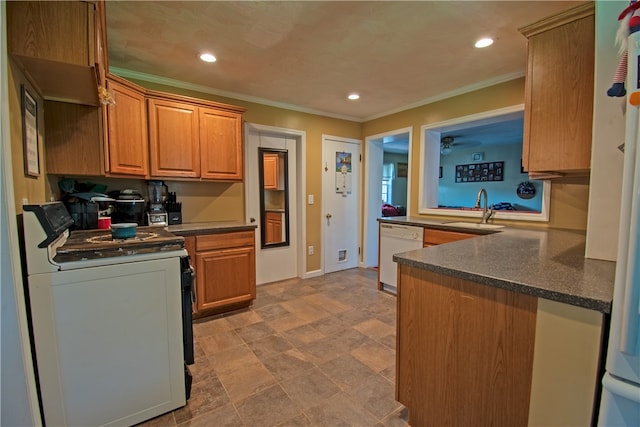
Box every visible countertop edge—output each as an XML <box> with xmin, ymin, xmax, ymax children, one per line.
<box><xmin>168</xmin><ymin>222</ymin><xmax>257</xmax><ymax>236</ymax></box>
<box><xmin>394</xmin><ymin>256</ymin><xmax>611</xmax><ymax>313</ymax></box>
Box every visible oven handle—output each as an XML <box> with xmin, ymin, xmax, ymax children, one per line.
<box><xmin>190</xmin><ymin>267</ymin><xmax>197</xmax><ymax>305</ymax></box>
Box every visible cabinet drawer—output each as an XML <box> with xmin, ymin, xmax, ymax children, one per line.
<box><xmin>196</xmin><ymin>231</ymin><xmax>254</xmax><ymax>251</ymax></box>
<box><xmin>424</xmin><ymin>228</ymin><xmax>477</xmax><ymax>246</ymax></box>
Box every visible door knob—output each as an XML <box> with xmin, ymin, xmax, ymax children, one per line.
<box><xmin>326</xmin><ymin>213</ymin><xmax>332</xmax><ymax>219</ymax></box>
<box><xmin>250</xmin><ymin>217</ymin><xmax>256</xmax><ymax>223</ymax></box>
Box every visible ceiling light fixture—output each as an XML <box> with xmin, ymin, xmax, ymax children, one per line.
<box><xmin>474</xmin><ymin>38</ymin><xmax>494</xmax><ymax>48</ymax></box>
<box><xmin>348</xmin><ymin>93</ymin><xmax>360</xmax><ymax>100</ymax></box>
<box><xmin>441</xmin><ymin>136</ymin><xmax>454</xmax><ymax>156</ymax></box>
<box><xmin>199</xmin><ymin>53</ymin><xmax>217</xmax><ymax>63</ymax></box>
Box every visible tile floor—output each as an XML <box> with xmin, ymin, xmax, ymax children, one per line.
<box><xmin>138</xmin><ymin>268</ymin><xmax>409</xmax><ymax>427</ymax></box>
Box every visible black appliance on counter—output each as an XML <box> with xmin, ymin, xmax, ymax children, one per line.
<box><xmin>62</xmin><ymin>192</ymin><xmax>114</xmax><ymax>230</ymax></box>
<box><xmin>110</xmin><ymin>189</ymin><xmax>146</xmax><ymax>225</ymax></box>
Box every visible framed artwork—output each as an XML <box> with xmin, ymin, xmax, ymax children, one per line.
<box><xmin>21</xmin><ymin>85</ymin><xmax>40</xmax><ymax>177</ymax></box>
<box><xmin>397</xmin><ymin>162</ymin><xmax>408</xmax><ymax>178</ymax></box>
<box><xmin>471</xmin><ymin>152</ymin><xmax>484</xmax><ymax>162</ymax></box>
<box><xmin>455</xmin><ymin>161</ymin><xmax>504</xmax><ymax>183</ymax></box>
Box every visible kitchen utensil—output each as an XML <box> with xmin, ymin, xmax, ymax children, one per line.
<box><xmin>110</xmin><ymin>223</ymin><xmax>137</xmax><ymax>239</ymax></box>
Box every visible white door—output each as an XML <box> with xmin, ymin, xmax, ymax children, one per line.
<box><xmin>322</xmin><ymin>136</ymin><xmax>361</xmax><ymax>273</ymax></box>
<box><xmin>246</xmin><ymin>131</ymin><xmax>298</xmax><ymax>285</ymax></box>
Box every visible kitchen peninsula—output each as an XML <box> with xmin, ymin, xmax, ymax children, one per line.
<box><xmin>381</xmin><ymin>217</ymin><xmax>616</xmax><ymax>426</ymax></box>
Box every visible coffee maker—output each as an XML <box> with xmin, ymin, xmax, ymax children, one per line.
<box><xmin>146</xmin><ymin>180</ymin><xmax>168</xmax><ymax>226</ymax></box>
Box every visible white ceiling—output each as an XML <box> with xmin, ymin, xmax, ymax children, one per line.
<box><xmin>105</xmin><ymin>1</ymin><xmax>584</xmax><ymax>122</ymax></box>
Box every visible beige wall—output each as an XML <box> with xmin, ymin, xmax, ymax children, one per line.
<box><xmin>363</xmin><ymin>77</ymin><xmax>590</xmax><ymax>231</ymax></box>
<box><xmin>129</xmin><ymin>79</ymin><xmax>362</xmax><ymax>271</ymax></box>
<box><xmin>8</xmin><ymin>71</ymin><xmax>590</xmax><ymax>275</ymax></box>
<box><xmin>9</xmin><ymin>59</ymin><xmax>49</xmax><ymax>212</ymax></box>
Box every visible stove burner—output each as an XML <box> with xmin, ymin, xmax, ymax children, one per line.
<box><xmin>86</xmin><ymin>231</ymin><xmax>160</xmax><ymax>244</ymax></box>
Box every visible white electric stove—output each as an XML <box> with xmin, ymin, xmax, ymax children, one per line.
<box><xmin>21</xmin><ymin>202</ymin><xmax>193</xmax><ymax>427</ymax></box>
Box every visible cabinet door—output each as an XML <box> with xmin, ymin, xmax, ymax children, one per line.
<box><xmin>148</xmin><ymin>99</ymin><xmax>200</xmax><ymax>178</ymax></box>
<box><xmin>199</xmin><ymin>107</ymin><xmax>243</xmax><ymax>181</ymax></box>
<box><xmin>265</xmin><ymin>212</ymin><xmax>283</xmax><ymax>244</ymax></box>
<box><xmin>522</xmin><ymin>6</ymin><xmax>594</xmax><ymax>173</ymax></box>
<box><xmin>195</xmin><ymin>246</ymin><xmax>256</xmax><ymax>312</ymax></box>
<box><xmin>423</xmin><ymin>228</ymin><xmax>477</xmax><ymax>246</ymax></box>
<box><xmin>104</xmin><ymin>79</ymin><xmax>148</xmax><ymax>176</ymax></box>
<box><xmin>263</xmin><ymin>154</ymin><xmax>279</xmax><ymax>189</ymax></box>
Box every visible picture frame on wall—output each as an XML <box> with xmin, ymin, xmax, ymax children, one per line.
<box><xmin>397</xmin><ymin>162</ymin><xmax>408</xmax><ymax>178</ymax></box>
<box><xmin>21</xmin><ymin>85</ymin><xmax>40</xmax><ymax>177</ymax></box>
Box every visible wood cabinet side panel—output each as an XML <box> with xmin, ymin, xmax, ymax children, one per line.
<box><xmin>526</xmin><ymin>15</ymin><xmax>594</xmax><ymax>172</ymax></box>
<box><xmin>397</xmin><ymin>266</ymin><xmax>537</xmax><ymax>426</ymax></box>
<box><xmin>148</xmin><ymin>99</ymin><xmax>200</xmax><ymax>178</ymax></box>
<box><xmin>199</xmin><ymin>108</ymin><xmax>243</xmax><ymax>181</ymax></box>
<box><xmin>8</xmin><ymin>1</ymin><xmax>91</xmax><ymax>66</ymax></box>
<box><xmin>105</xmin><ymin>80</ymin><xmax>148</xmax><ymax>176</ymax></box>
<box><xmin>44</xmin><ymin>101</ymin><xmax>104</xmax><ymax>176</ymax></box>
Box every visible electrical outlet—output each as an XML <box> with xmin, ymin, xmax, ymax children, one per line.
<box><xmin>308</xmin><ymin>245</ymin><xmax>314</xmax><ymax>255</ymax></box>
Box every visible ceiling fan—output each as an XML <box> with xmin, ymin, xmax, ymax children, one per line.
<box><xmin>440</xmin><ymin>136</ymin><xmax>481</xmax><ymax>155</ymax></box>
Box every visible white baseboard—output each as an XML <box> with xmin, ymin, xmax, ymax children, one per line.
<box><xmin>303</xmin><ymin>269</ymin><xmax>323</xmax><ymax>279</ymax></box>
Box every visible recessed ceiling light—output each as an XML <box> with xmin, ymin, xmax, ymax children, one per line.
<box><xmin>199</xmin><ymin>53</ymin><xmax>217</xmax><ymax>63</ymax></box>
<box><xmin>348</xmin><ymin>93</ymin><xmax>360</xmax><ymax>100</ymax></box>
<box><xmin>475</xmin><ymin>38</ymin><xmax>494</xmax><ymax>48</ymax></box>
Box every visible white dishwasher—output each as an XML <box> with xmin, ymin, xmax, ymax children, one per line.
<box><xmin>379</xmin><ymin>223</ymin><xmax>423</xmax><ymax>294</ymax></box>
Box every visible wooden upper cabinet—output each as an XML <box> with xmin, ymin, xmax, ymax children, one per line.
<box><xmin>44</xmin><ymin>101</ymin><xmax>104</xmax><ymax>176</ymax></box>
<box><xmin>104</xmin><ymin>77</ymin><xmax>148</xmax><ymax>177</ymax></box>
<box><xmin>7</xmin><ymin>0</ymin><xmax>103</xmax><ymax>105</ymax></box>
<box><xmin>263</xmin><ymin>154</ymin><xmax>279</xmax><ymax>189</ymax></box>
<box><xmin>520</xmin><ymin>3</ymin><xmax>595</xmax><ymax>175</ymax></box>
<box><xmin>199</xmin><ymin>107</ymin><xmax>244</xmax><ymax>181</ymax></box>
<box><xmin>148</xmin><ymin>98</ymin><xmax>200</xmax><ymax>178</ymax></box>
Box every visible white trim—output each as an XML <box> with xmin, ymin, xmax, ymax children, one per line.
<box><xmin>321</xmin><ymin>134</ymin><xmax>362</xmax><ymax>274</ymax></box>
<box><xmin>303</xmin><ymin>269</ymin><xmax>323</xmax><ymax>279</ymax></box>
<box><xmin>1</xmin><ymin>2</ymin><xmax>42</xmax><ymax>423</ymax></box>
<box><xmin>363</xmin><ymin>126</ymin><xmax>413</xmax><ymax>268</ymax></box>
<box><xmin>418</xmin><ymin>104</ymin><xmax>551</xmax><ymax>222</ymax></box>
<box><xmin>111</xmin><ymin>67</ymin><xmax>524</xmax><ymax>124</ymax></box>
<box><xmin>244</xmin><ymin>122</ymin><xmax>307</xmax><ymax>280</ymax></box>
<box><xmin>363</xmin><ymin>72</ymin><xmax>525</xmax><ymax>121</ymax></box>
<box><xmin>111</xmin><ymin>67</ymin><xmax>361</xmax><ymax>123</ymax></box>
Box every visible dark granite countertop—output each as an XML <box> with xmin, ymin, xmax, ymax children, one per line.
<box><xmin>381</xmin><ymin>217</ymin><xmax>616</xmax><ymax>313</ymax></box>
<box><xmin>168</xmin><ymin>221</ymin><xmax>257</xmax><ymax>236</ymax></box>
<box><xmin>55</xmin><ymin>226</ymin><xmax>184</xmax><ymax>262</ymax></box>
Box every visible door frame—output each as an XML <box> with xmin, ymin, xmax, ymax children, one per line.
<box><xmin>363</xmin><ymin>127</ymin><xmax>413</xmax><ymax>268</ymax></box>
<box><xmin>244</xmin><ymin>122</ymin><xmax>307</xmax><ymax>281</ymax></box>
<box><xmin>321</xmin><ymin>134</ymin><xmax>362</xmax><ymax>274</ymax></box>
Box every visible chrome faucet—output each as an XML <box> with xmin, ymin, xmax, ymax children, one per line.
<box><xmin>475</xmin><ymin>188</ymin><xmax>493</xmax><ymax>224</ymax></box>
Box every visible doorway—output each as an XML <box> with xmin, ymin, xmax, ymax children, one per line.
<box><xmin>322</xmin><ymin>135</ymin><xmax>361</xmax><ymax>274</ymax></box>
<box><xmin>363</xmin><ymin>127</ymin><xmax>413</xmax><ymax>268</ymax></box>
<box><xmin>245</xmin><ymin>123</ymin><xmax>306</xmax><ymax>285</ymax></box>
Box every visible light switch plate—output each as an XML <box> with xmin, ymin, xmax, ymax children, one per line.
<box><xmin>308</xmin><ymin>194</ymin><xmax>314</xmax><ymax>204</ymax></box>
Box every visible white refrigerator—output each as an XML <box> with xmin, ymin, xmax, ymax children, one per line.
<box><xmin>598</xmin><ymin>31</ymin><xmax>640</xmax><ymax>426</ymax></box>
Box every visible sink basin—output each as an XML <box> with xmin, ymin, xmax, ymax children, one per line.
<box><xmin>444</xmin><ymin>222</ymin><xmax>505</xmax><ymax>230</ymax></box>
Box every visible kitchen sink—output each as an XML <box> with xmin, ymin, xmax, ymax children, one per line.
<box><xmin>444</xmin><ymin>222</ymin><xmax>505</xmax><ymax>230</ymax></box>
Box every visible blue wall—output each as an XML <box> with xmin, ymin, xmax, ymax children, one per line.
<box><xmin>438</xmin><ymin>143</ymin><xmax>542</xmax><ymax>211</ymax></box>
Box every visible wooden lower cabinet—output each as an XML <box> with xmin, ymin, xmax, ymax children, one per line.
<box><xmin>423</xmin><ymin>228</ymin><xmax>477</xmax><ymax>247</ymax></box>
<box><xmin>188</xmin><ymin>231</ymin><xmax>256</xmax><ymax>318</ymax></box>
<box><xmin>396</xmin><ymin>265</ymin><xmax>604</xmax><ymax>427</ymax></box>
<box><xmin>265</xmin><ymin>211</ymin><xmax>283</xmax><ymax>244</ymax></box>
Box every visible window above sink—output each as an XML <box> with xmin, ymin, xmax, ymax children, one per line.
<box><xmin>418</xmin><ymin>105</ymin><xmax>551</xmax><ymax>223</ymax></box>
